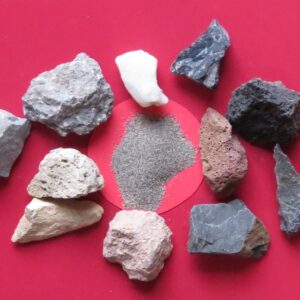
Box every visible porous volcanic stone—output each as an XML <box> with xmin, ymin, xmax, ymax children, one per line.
<box><xmin>170</xmin><ymin>19</ymin><xmax>230</xmax><ymax>89</ymax></box>
<box><xmin>199</xmin><ymin>108</ymin><xmax>247</xmax><ymax>196</ymax></box>
<box><xmin>188</xmin><ymin>199</ymin><xmax>270</xmax><ymax>258</ymax></box>
<box><xmin>227</xmin><ymin>78</ymin><xmax>300</xmax><ymax>145</ymax></box>
<box><xmin>103</xmin><ymin>210</ymin><xmax>173</xmax><ymax>281</ymax></box>
<box><xmin>23</xmin><ymin>53</ymin><xmax>114</xmax><ymax>136</ymax></box>
<box><xmin>0</xmin><ymin>109</ymin><xmax>30</xmax><ymax>177</ymax></box>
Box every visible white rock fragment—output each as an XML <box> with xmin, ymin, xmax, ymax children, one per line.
<box><xmin>115</xmin><ymin>50</ymin><xmax>168</xmax><ymax>107</ymax></box>
<box><xmin>0</xmin><ymin>109</ymin><xmax>30</xmax><ymax>177</ymax></box>
<box><xmin>103</xmin><ymin>210</ymin><xmax>173</xmax><ymax>281</ymax></box>
<box><xmin>27</xmin><ymin>148</ymin><xmax>104</xmax><ymax>199</ymax></box>
<box><xmin>12</xmin><ymin>198</ymin><xmax>103</xmax><ymax>243</ymax></box>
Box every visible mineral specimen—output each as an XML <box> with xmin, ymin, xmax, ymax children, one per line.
<box><xmin>23</xmin><ymin>53</ymin><xmax>114</xmax><ymax>136</ymax></box>
<box><xmin>227</xmin><ymin>78</ymin><xmax>300</xmax><ymax>145</ymax></box>
<box><xmin>103</xmin><ymin>210</ymin><xmax>173</xmax><ymax>281</ymax></box>
<box><xmin>28</xmin><ymin>148</ymin><xmax>104</xmax><ymax>199</ymax></box>
<box><xmin>170</xmin><ymin>19</ymin><xmax>230</xmax><ymax>89</ymax></box>
<box><xmin>199</xmin><ymin>108</ymin><xmax>247</xmax><ymax>196</ymax></box>
<box><xmin>0</xmin><ymin>109</ymin><xmax>30</xmax><ymax>177</ymax></box>
<box><xmin>188</xmin><ymin>199</ymin><xmax>270</xmax><ymax>258</ymax></box>
<box><xmin>12</xmin><ymin>198</ymin><xmax>103</xmax><ymax>243</ymax></box>
<box><xmin>274</xmin><ymin>144</ymin><xmax>300</xmax><ymax>235</ymax></box>
<box><xmin>115</xmin><ymin>50</ymin><xmax>168</xmax><ymax>107</ymax></box>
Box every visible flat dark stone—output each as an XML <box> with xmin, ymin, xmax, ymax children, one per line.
<box><xmin>170</xmin><ymin>19</ymin><xmax>230</xmax><ymax>89</ymax></box>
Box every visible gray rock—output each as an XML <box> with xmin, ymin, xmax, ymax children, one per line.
<box><xmin>188</xmin><ymin>199</ymin><xmax>270</xmax><ymax>258</ymax></box>
<box><xmin>23</xmin><ymin>53</ymin><xmax>114</xmax><ymax>137</ymax></box>
<box><xmin>274</xmin><ymin>144</ymin><xmax>300</xmax><ymax>235</ymax></box>
<box><xmin>170</xmin><ymin>19</ymin><xmax>230</xmax><ymax>89</ymax></box>
<box><xmin>227</xmin><ymin>78</ymin><xmax>300</xmax><ymax>146</ymax></box>
<box><xmin>0</xmin><ymin>109</ymin><xmax>30</xmax><ymax>177</ymax></box>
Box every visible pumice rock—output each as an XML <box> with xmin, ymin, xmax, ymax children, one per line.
<box><xmin>188</xmin><ymin>199</ymin><xmax>270</xmax><ymax>258</ymax></box>
<box><xmin>12</xmin><ymin>198</ymin><xmax>103</xmax><ymax>243</ymax></box>
<box><xmin>227</xmin><ymin>78</ymin><xmax>300</xmax><ymax>146</ymax></box>
<box><xmin>0</xmin><ymin>109</ymin><xmax>30</xmax><ymax>177</ymax></box>
<box><xmin>27</xmin><ymin>148</ymin><xmax>104</xmax><ymax>199</ymax></box>
<box><xmin>103</xmin><ymin>210</ymin><xmax>173</xmax><ymax>281</ymax></box>
<box><xmin>199</xmin><ymin>108</ymin><xmax>247</xmax><ymax>196</ymax></box>
<box><xmin>115</xmin><ymin>50</ymin><xmax>168</xmax><ymax>107</ymax></box>
<box><xmin>274</xmin><ymin>144</ymin><xmax>300</xmax><ymax>235</ymax></box>
<box><xmin>170</xmin><ymin>19</ymin><xmax>230</xmax><ymax>89</ymax></box>
<box><xmin>23</xmin><ymin>53</ymin><xmax>114</xmax><ymax>136</ymax></box>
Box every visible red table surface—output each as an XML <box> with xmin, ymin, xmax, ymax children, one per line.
<box><xmin>1</xmin><ymin>0</ymin><xmax>300</xmax><ymax>299</ymax></box>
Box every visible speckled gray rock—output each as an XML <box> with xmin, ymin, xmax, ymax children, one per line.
<box><xmin>274</xmin><ymin>144</ymin><xmax>300</xmax><ymax>235</ymax></box>
<box><xmin>23</xmin><ymin>53</ymin><xmax>114</xmax><ymax>136</ymax></box>
<box><xmin>0</xmin><ymin>109</ymin><xmax>30</xmax><ymax>177</ymax></box>
<box><xmin>188</xmin><ymin>199</ymin><xmax>270</xmax><ymax>258</ymax></box>
<box><xmin>227</xmin><ymin>78</ymin><xmax>300</xmax><ymax>146</ymax></box>
<box><xmin>27</xmin><ymin>148</ymin><xmax>104</xmax><ymax>199</ymax></box>
<box><xmin>170</xmin><ymin>19</ymin><xmax>230</xmax><ymax>89</ymax></box>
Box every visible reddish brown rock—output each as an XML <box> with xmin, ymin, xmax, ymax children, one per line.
<box><xmin>199</xmin><ymin>108</ymin><xmax>248</xmax><ymax>196</ymax></box>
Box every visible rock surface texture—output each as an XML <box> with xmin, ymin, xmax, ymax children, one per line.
<box><xmin>227</xmin><ymin>78</ymin><xmax>300</xmax><ymax>145</ymax></box>
<box><xmin>0</xmin><ymin>109</ymin><xmax>30</xmax><ymax>177</ymax></box>
<box><xmin>188</xmin><ymin>199</ymin><xmax>270</xmax><ymax>258</ymax></box>
<box><xmin>23</xmin><ymin>53</ymin><xmax>114</xmax><ymax>136</ymax></box>
<box><xmin>103</xmin><ymin>210</ymin><xmax>173</xmax><ymax>281</ymax></box>
<box><xmin>115</xmin><ymin>50</ymin><xmax>168</xmax><ymax>107</ymax></box>
<box><xmin>12</xmin><ymin>198</ymin><xmax>103</xmax><ymax>243</ymax></box>
<box><xmin>170</xmin><ymin>19</ymin><xmax>230</xmax><ymax>89</ymax></box>
<box><xmin>28</xmin><ymin>148</ymin><xmax>104</xmax><ymax>199</ymax></box>
<box><xmin>274</xmin><ymin>144</ymin><xmax>300</xmax><ymax>235</ymax></box>
<box><xmin>199</xmin><ymin>108</ymin><xmax>247</xmax><ymax>196</ymax></box>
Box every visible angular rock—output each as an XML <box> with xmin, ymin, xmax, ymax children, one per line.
<box><xmin>199</xmin><ymin>108</ymin><xmax>247</xmax><ymax>196</ymax></box>
<box><xmin>170</xmin><ymin>19</ymin><xmax>230</xmax><ymax>89</ymax></box>
<box><xmin>23</xmin><ymin>53</ymin><xmax>114</xmax><ymax>137</ymax></box>
<box><xmin>274</xmin><ymin>144</ymin><xmax>300</xmax><ymax>235</ymax></box>
<box><xmin>12</xmin><ymin>198</ymin><xmax>103</xmax><ymax>243</ymax></box>
<box><xmin>115</xmin><ymin>50</ymin><xmax>168</xmax><ymax>107</ymax></box>
<box><xmin>103</xmin><ymin>210</ymin><xmax>173</xmax><ymax>281</ymax></box>
<box><xmin>27</xmin><ymin>148</ymin><xmax>104</xmax><ymax>199</ymax></box>
<box><xmin>0</xmin><ymin>110</ymin><xmax>30</xmax><ymax>177</ymax></box>
<box><xmin>227</xmin><ymin>78</ymin><xmax>300</xmax><ymax>146</ymax></box>
<box><xmin>188</xmin><ymin>199</ymin><xmax>270</xmax><ymax>258</ymax></box>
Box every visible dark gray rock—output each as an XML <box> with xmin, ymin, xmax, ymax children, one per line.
<box><xmin>170</xmin><ymin>19</ymin><xmax>230</xmax><ymax>89</ymax></box>
<box><xmin>188</xmin><ymin>199</ymin><xmax>269</xmax><ymax>258</ymax></box>
<box><xmin>227</xmin><ymin>78</ymin><xmax>300</xmax><ymax>146</ymax></box>
<box><xmin>274</xmin><ymin>144</ymin><xmax>300</xmax><ymax>235</ymax></box>
<box><xmin>0</xmin><ymin>109</ymin><xmax>30</xmax><ymax>177</ymax></box>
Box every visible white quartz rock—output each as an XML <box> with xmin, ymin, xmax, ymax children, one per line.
<box><xmin>12</xmin><ymin>198</ymin><xmax>104</xmax><ymax>243</ymax></box>
<box><xmin>27</xmin><ymin>148</ymin><xmax>104</xmax><ymax>199</ymax></box>
<box><xmin>115</xmin><ymin>50</ymin><xmax>168</xmax><ymax>107</ymax></box>
<box><xmin>103</xmin><ymin>210</ymin><xmax>173</xmax><ymax>281</ymax></box>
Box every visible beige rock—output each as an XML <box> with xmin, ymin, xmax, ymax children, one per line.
<box><xmin>103</xmin><ymin>210</ymin><xmax>173</xmax><ymax>281</ymax></box>
<box><xmin>12</xmin><ymin>198</ymin><xmax>103</xmax><ymax>243</ymax></box>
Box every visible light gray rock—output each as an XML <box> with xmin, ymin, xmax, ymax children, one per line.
<box><xmin>103</xmin><ymin>210</ymin><xmax>173</xmax><ymax>281</ymax></box>
<box><xmin>23</xmin><ymin>53</ymin><xmax>114</xmax><ymax>136</ymax></box>
<box><xmin>12</xmin><ymin>198</ymin><xmax>103</xmax><ymax>243</ymax></box>
<box><xmin>27</xmin><ymin>148</ymin><xmax>104</xmax><ymax>199</ymax></box>
<box><xmin>0</xmin><ymin>109</ymin><xmax>30</xmax><ymax>177</ymax></box>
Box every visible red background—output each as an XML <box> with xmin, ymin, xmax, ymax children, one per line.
<box><xmin>0</xmin><ymin>0</ymin><xmax>300</xmax><ymax>299</ymax></box>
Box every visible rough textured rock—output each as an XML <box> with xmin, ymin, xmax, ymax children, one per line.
<box><xmin>103</xmin><ymin>210</ymin><xmax>173</xmax><ymax>281</ymax></box>
<box><xmin>274</xmin><ymin>144</ymin><xmax>300</xmax><ymax>235</ymax></box>
<box><xmin>23</xmin><ymin>53</ymin><xmax>114</xmax><ymax>136</ymax></box>
<box><xmin>12</xmin><ymin>198</ymin><xmax>103</xmax><ymax>243</ymax></box>
<box><xmin>28</xmin><ymin>148</ymin><xmax>104</xmax><ymax>199</ymax></box>
<box><xmin>199</xmin><ymin>108</ymin><xmax>247</xmax><ymax>196</ymax></box>
<box><xmin>188</xmin><ymin>199</ymin><xmax>270</xmax><ymax>258</ymax></box>
<box><xmin>227</xmin><ymin>78</ymin><xmax>300</xmax><ymax>146</ymax></box>
<box><xmin>0</xmin><ymin>109</ymin><xmax>31</xmax><ymax>177</ymax></box>
<box><xmin>115</xmin><ymin>50</ymin><xmax>168</xmax><ymax>107</ymax></box>
<box><xmin>170</xmin><ymin>19</ymin><xmax>230</xmax><ymax>89</ymax></box>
